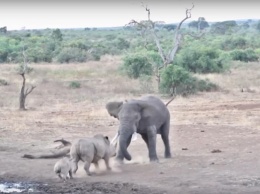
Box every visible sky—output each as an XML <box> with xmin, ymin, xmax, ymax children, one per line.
<box><xmin>0</xmin><ymin>0</ymin><xmax>259</xmax><ymax>30</ymax></box>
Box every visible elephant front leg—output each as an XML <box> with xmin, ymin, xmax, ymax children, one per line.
<box><xmin>116</xmin><ymin>134</ymin><xmax>132</xmax><ymax>161</ymax></box>
<box><xmin>147</xmin><ymin>125</ymin><xmax>158</xmax><ymax>162</ymax></box>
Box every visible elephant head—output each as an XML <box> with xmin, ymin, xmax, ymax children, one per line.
<box><xmin>106</xmin><ymin>100</ymin><xmax>149</xmax><ymax>161</ymax></box>
<box><xmin>105</xmin><ymin>101</ymin><xmax>123</xmax><ymax>119</ymax></box>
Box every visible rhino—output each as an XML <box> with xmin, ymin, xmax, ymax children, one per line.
<box><xmin>70</xmin><ymin>134</ymin><xmax>117</xmax><ymax>176</ymax></box>
<box><xmin>54</xmin><ymin>157</ymin><xmax>73</xmax><ymax>181</ymax></box>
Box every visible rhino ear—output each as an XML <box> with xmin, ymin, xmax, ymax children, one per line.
<box><xmin>105</xmin><ymin>136</ymin><xmax>109</xmax><ymax>140</ymax></box>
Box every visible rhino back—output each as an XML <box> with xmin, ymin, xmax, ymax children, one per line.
<box><xmin>71</xmin><ymin>139</ymin><xmax>96</xmax><ymax>162</ymax></box>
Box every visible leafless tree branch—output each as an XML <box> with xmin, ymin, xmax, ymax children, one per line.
<box><xmin>176</xmin><ymin>3</ymin><xmax>194</xmax><ymax>32</ymax></box>
<box><xmin>128</xmin><ymin>3</ymin><xmax>197</xmax><ymax>90</ymax></box>
<box><xmin>141</xmin><ymin>3</ymin><xmax>151</xmax><ymax>21</ymax></box>
<box><xmin>25</xmin><ymin>86</ymin><xmax>36</xmax><ymax>97</ymax></box>
<box><xmin>167</xmin><ymin>3</ymin><xmax>195</xmax><ymax>64</ymax></box>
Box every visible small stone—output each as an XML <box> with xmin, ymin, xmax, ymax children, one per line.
<box><xmin>211</xmin><ymin>149</ymin><xmax>222</xmax><ymax>153</ymax></box>
<box><xmin>182</xmin><ymin>148</ymin><xmax>188</xmax><ymax>150</ymax></box>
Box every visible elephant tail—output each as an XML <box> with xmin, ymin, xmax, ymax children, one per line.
<box><xmin>165</xmin><ymin>96</ymin><xmax>176</xmax><ymax>106</ymax></box>
<box><xmin>22</xmin><ymin>147</ymin><xmax>70</xmax><ymax>159</ymax></box>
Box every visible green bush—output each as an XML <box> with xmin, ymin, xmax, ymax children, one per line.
<box><xmin>122</xmin><ymin>53</ymin><xmax>153</xmax><ymax>79</ymax></box>
<box><xmin>116</xmin><ymin>37</ymin><xmax>130</xmax><ymax>50</ymax></box>
<box><xmin>175</xmin><ymin>47</ymin><xmax>229</xmax><ymax>73</ymax></box>
<box><xmin>195</xmin><ymin>79</ymin><xmax>219</xmax><ymax>92</ymax></box>
<box><xmin>69</xmin><ymin>81</ymin><xmax>81</xmax><ymax>89</ymax></box>
<box><xmin>56</xmin><ymin>47</ymin><xmax>87</xmax><ymax>63</ymax></box>
<box><xmin>0</xmin><ymin>79</ymin><xmax>8</xmax><ymax>86</ymax></box>
<box><xmin>230</xmin><ymin>49</ymin><xmax>259</xmax><ymax>62</ymax></box>
<box><xmin>160</xmin><ymin>64</ymin><xmax>218</xmax><ymax>96</ymax></box>
<box><xmin>221</xmin><ymin>37</ymin><xmax>247</xmax><ymax>50</ymax></box>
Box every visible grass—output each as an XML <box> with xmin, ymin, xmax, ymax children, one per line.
<box><xmin>195</xmin><ymin>61</ymin><xmax>260</xmax><ymax>93</ymax></box>
<box><xmin>0</xmin><ymin>58</ymin><xmax>259</xmax><ymax>110</ymax></box>
<box><xmin>0</xmin><ymin>56</ymin><xmax>259</xmax><ymax>154</ymax></box>
<box><xmin>0</xmin><ymin>56</ymin><xmax>143</xmax><ymax>109</ymax></box>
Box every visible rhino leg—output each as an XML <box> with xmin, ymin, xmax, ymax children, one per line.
<box><xmin>68</xmin><ymin>170</ymin><xmax>73</xmax><ymax>179</ymax></box>
<box><xmin>83</xmin><ymin>161</ymin><xmax>92</xmax><ymax>176</ymax></box>
<box><xmin>104</xmin><ymin>156</ymin><xmax>111</xmax><ymax>171</ymax></box>
<box><xmin>94</xmin><ymin>162</ymin><xmax>99</xmax><ymax>170</ymax></box>
<box><xmin>71</xmin><ymin>158</ymin><xmax>79</xmax><ymax>174</ymax></box>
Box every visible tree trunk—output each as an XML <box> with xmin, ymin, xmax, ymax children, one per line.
<box><xmin>157</xmin><ymin>75</ymin><xmax>160</xmax><ymax>91</ymax></box>
<box><xmin>19</xmin><ymin>73</ymin><xmax>26</xmax><ymax>110</ymax></box>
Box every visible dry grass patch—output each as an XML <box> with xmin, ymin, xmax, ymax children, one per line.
<box><xmin>195</xmin><ymin>61</ymin><xmax>260</xmax><ymax>93</ymax></box>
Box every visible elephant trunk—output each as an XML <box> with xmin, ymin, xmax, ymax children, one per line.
<box><xmin>118</xmin><ymin>127</ymin><xmax>133</xmax><ymax>161</ymax></box>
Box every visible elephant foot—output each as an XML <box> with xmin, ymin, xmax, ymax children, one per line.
<box><xmin>149</xmin><ymin>157</ymin><xmax>159</xmax><ymax>163</ymax></box>
<box><xmin>165</xmin><ymin>153</ymin><xmax>172</xmax><ymax>158</ymax></box>
<box><xmin>115</xmin><ymin>155</ymin><xmax>125</xmax><ymax>162</ymax></box>
<box><xmin>115</xmin><ymin>157</ymin><xmax>124</xmax><ymax>165</ymax></box>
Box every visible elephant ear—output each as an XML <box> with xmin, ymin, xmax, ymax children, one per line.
<box><xmin>136</xmin><ymin>100</ymin><xmax>157</xmax><ymax>117</ymax></box>
<box><xmin>105</xmin><ymin>101</ymin><xmax>123</xmax><ymax>119</ymax></box>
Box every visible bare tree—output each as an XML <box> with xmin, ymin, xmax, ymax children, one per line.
<box><xmin>18</xmin><ymin>44</ymin><xmax>36</xmax><ymax>110</ymax></box>
<box><xmin>0</xmin><ymin>26</ymin><xmax>7</xmax><ymax>34</ymax></box>
<box><xmin>128</xmin><ymin>3</ymin><xmax>199</xmax><ymax>86</ymax></box>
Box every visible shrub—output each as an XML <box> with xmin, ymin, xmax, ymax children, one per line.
<box><xmin>175</xmin><ymin>47</ymin><xmax>229</xmax><ymax>73</ymax></box>
<box><xmin>0</xmin><ymin>79</ymin><xmax>8</xmax><ymax>86</ymax></box>
<box><xmin>160</xmin><ymin>64</ymin><xmax>218</xmax><ymax>96</ymax></box>
<box><xmin>69</xmin><ymin>81</ymin><xmax>81</xmax><ymax>89</ymax></box>
<box><xmin>221</xmin><ymin>37</ymin><xmax>247</xmax><ymax>50</ymax></box>
<box><xmin>195</xmin><ymin>79</ymin><xmax>219</xmax><ymax>92</ymax></box>
<box><xmin>56</xmin><ymin>47</ymin><xmax>87</xmax><ymax>63</ymax></box>
<box><xmin>116</xmin><ymin>37</ymin><xmax>130</xmax><ymax>50</ymax></box>
<box><xmin>230</xmin><ymin>49</ymin><xmax>259</xmax><ymax>62</ymax></box>
<box><xmin>122</xmin><ymin>53</ymin><xmax>153</xmax><ymax>79</ymax></box>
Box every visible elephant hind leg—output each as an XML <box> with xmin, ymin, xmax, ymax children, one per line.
<box><xmin>141</xmin><ymin>133</ymin><xmax>149</xmax><ymax>150</ymax></box>
<box><xmin>147</xmin><ymin>126</ymin><xmax>158</xmax><ymax>162</ymax></box>
<box><xmin>141</xmin><ymin>133</ymin><xmax>157</xmax><ymax>161</ymax></box>
<box><xmin>160</xmin><ymin>122</ymin><xmax>172</xmax><ymax>158</ymax></box>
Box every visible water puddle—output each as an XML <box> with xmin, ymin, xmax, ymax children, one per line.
<box><xmin>0</xmin><ymin>182</ymin><xmax>45</xmax><ymax>193</ymax></box>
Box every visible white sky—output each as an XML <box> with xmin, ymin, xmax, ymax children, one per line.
<box><xmin>0</xmin><ymin>0</ymin><xmax>259</xmax><ymax>30</ymax></box>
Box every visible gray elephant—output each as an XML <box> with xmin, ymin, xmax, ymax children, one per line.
<box><xmin>106</xmin><ymin>95</ymin><xmax>171</xmax><ymax>162</ymax></box>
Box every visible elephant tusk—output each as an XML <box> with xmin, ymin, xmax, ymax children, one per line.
<box><xmin>111</xmin><ymin>131</ymin><xmax>137</xmax><ymax>145</ymax></box>
<box><xmin>111</xmin><ymin>132</ymin><xmax>119</xmax><ymax>145</ymax></box>
<box><xmin>131</xmin><ymin>132</ymin><xmax>138</xmax><ymax>142</ymax></box>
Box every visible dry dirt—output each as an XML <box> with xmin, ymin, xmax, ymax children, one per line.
<box><xmin>0</xmin><ymin>61</ymin><xmax>260</xmax><ymax>194</ymax></box>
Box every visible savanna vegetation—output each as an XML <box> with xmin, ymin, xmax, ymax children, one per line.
<box><xmin>0</xmin><ymin>16</ymin><xmax>260</xmax><ymax>99</ymax></box>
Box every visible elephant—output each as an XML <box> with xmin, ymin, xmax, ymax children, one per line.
<box><xmin>106</xmin><ymin>95</ymin><xmax>171</xmax><ymax>162</ymax></box>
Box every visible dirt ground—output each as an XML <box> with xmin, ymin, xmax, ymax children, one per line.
<box><xmin>0</xmin><ymin>62</ymin><xmax>260</xmax><ymax>193</ymax></box>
